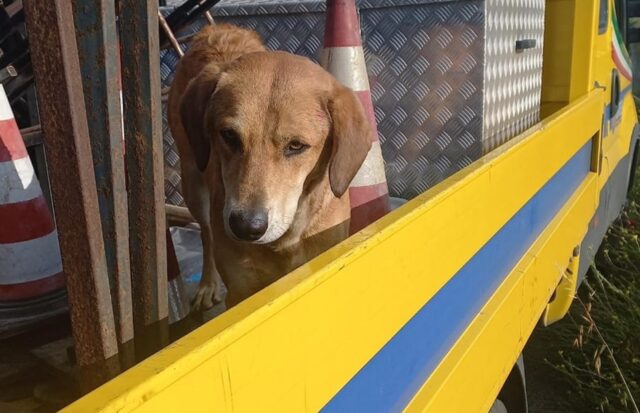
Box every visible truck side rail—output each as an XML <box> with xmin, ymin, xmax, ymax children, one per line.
<box><xmin>64</xmin><ymin>89</ymin><xmax>605</xmax><ymax>413</ymax></box>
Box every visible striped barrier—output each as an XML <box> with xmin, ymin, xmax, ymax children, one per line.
<box><xmin>0</xmin><ymin>85</ymin><xmax>63</xmax><ymax>301</ymax></box>
<box><xmin>321</xmin><ymin>0</ymin><xmax>390</xmax><ymax>234</ymax></box>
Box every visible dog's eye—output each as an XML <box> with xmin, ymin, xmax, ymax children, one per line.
<box><xmin>220</xmin><ymin>129</ymin><xmax>242</xmax><ymax>152</ymax></box>
<box><xmin>284</xmin><ymin>140</ymin><xmax>309</xmax><ymax>157</ymax></box>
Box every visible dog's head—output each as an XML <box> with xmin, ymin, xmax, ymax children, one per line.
<box><xmin>180</xmin><ymin>51</ymin><xmax>371</xmax><ymax>244</ymax></box>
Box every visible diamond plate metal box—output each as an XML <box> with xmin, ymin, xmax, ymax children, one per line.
<box><xmin>483</xmin><ymin>0</ymin><xmax>545</xmax><ymax>152</ymax></box>
<box><xmin>159</xmin><ymin>0</ymin><xmax>544</xmax><ymax>202</ymax></box>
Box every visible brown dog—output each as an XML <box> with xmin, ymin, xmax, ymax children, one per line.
<box><xmin>168</xmin><ymin>24</ymin><xmax>372</xmax><ymax>309</ymax></box>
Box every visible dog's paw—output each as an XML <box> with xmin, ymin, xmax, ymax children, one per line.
<box><xmin>191</xmin><ymin>282</ymin><xmax>222</xmax><ymax>312</ymax></box>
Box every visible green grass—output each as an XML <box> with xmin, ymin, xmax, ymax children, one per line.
<box><xmin>543</xmin><ymin>167</ymin><xmax>640</xmax><ymax>412</ymax></box>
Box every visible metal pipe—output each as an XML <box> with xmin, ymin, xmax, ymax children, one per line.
<box><xmin>158</xmin><ymin>10</ymin><xmax>184</xmax><ymax>57</ymax></box>
<box><xmin>204</xmin><ymin>11</ymin><xmax>214</xmax><ymax>24</ymax></box>
<box><xmin>166</xmin><ymin>204</ymin><xmax>195</xmax><ymax>227</ymax></box>
<box><xmin>199</xmin><ymin>0</ymin><xmax>215</xmax><ymax>24</ymax></box>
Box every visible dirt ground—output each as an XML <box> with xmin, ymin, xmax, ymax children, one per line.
<box><xmin>525</xmin><ymin>324</ymin><xmax>583</xmax><ymax>413</ymax></box>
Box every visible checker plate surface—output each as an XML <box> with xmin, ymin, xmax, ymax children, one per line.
<box><xmin>159</xmin><ymin>0</ymin><xmax>543</xmax><ymax>202</ymax></box>
<box><xmin>483</xmin><ymin>0</ymin><xmax>545</xmax><ymax>153</ymax></box>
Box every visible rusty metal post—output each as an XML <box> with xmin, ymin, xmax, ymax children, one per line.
<box><xmin>118</xmin><ymin>0</ymin><xmax>169</xmax><ymax>356</ymax></box>
<box><xmin>22</xmin><ymin>0</ymin><xmax>120</xmax><ymax>387</ymax></box>
<box><xmin>71</xmin><ymin>0</ymin><xmax>134</xmax><ymax>364</ymax></box>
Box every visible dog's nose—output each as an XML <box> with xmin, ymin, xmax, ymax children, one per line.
<box><xmin>228</xmin><ymin>209</ymin><xmax>268</xmax><ymax>241</ymax></box>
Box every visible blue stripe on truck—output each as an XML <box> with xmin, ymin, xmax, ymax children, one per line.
<box><xmin>322</xmin><ymin>141</ymin><xmax>592</xmax><ymax>413</ymax></box>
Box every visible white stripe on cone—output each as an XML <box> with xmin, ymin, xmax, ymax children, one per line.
<box><xmin>0</xmin><ymin>88</ymin><xmax>12</xmax><ymax>121</ymax></box>
<box><xmin>321</xmin><ymin>47</ymin><xmax>388</xmax><ymax>190</ymax></box>
<box><xmin>320</xmin><ymin>47</ymin><xmax>370</xmax><ymax>92</ymax></box>
<box><xmin>0</xmin><ymin>84</ymin><xmax>63</xmax><ymax>291</ymax></box>
<box><xmin>350</xmin><ymin>141</ymin><xmax>387</xmax><ymax>187</ymax></box>
<box><xmin>0</xmin><ymin>230</ymin><xmax>62</xmax><ymax>284</ymax></box>
<box><xmin>0</xmin><ymin>157</ymin><xmax>43</xmax><ymax>204</ymax></box>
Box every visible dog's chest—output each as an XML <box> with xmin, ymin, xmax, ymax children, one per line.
<box><xmin>218</xmin><ymin>244</ymin><xmax>301</xmax><ymax>288</ymax></box>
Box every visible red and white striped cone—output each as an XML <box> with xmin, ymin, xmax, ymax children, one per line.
<box><xmin>321</xmin><ymin>0</ymin><xmax>390</xmax><ymax>234</ymax></box>
<box><xmin>0</xmin><ymin>85</ymin><xmax>64</xmax><ymax>301</ymax></box>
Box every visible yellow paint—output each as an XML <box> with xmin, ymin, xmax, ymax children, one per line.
<box><xmin>542</xmin><ymin>246</ymin><xmax>580</xmax><ymax>326</ymax></box>
<box><xmin>65</xmin><ymin>0</ymin><xmax>638</xmax><ymax>411</ymax></box>
<box><xmin>568</xmin><ymin>0</ymin><xmax>598</xmax><ymax>101</ymax></box>
<box><xmin>537</xmin><ymin>0</ymin><xmax>638</xmax><ymax>333</ymax></box>
<box><xmin>406</xmin><ymin>175</ymin><xmax>598</xmax><ymax>413</ymax></box>
<box><xmin>64</xmin><ymin>90</ymin><xmax>604</xmax><ymax>413</ymax></box>
<box><xmin>540</xmin><ymin>0</ymin><xmax>576</xmax><ymax>114</ymax></box>
<box><xmin>541</xmin><ymin>0</ymin><xmax>598</xmax><ymax>114</ymax></box>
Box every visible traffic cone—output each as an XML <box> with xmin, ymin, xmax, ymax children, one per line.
<box><xmin>321</xmin><ymin>0</ymin><xmax>390</xmax><ymax>234</ymax></box>
<box><xmin>0</xmin><ymin>85</ymin><xmax>63</xmax><ymax>301</ymax></box>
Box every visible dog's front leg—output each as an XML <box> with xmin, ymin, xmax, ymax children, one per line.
<box><xmin>192</xmin><ymin>225</ymin><xmax>224</xmax><ymax>311</ymax></box>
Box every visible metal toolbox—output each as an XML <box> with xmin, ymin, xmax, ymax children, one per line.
<box><xmin>160</xmin><ymin>0</ymin><xmax>545</xmax><ymax>202</ymax></box>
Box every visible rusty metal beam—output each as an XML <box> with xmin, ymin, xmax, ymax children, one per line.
<box><xmin>71</xmin><ymin>0</ymin><xmax>134</xmax><ymax>358</ymax></box>
<box><xmin>118</xmin><ymin>0</ymin><xmax>169</xmax><ymax>355</ymax></box>
<box><xmin>22</xmin><ymin>0</ymin><xmax>119</xmax><ymax>380</ymax></box>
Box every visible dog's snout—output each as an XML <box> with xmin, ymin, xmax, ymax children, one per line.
<box><xmin>229</xmin><ymin>209</ymin><xmax>268</xmax><ymax>241</ymax></box>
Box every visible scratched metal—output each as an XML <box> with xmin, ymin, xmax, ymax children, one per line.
<box><xmin>72</xmin><ymin>0</ymin><xmax>134</xmax><ymax>347</ymax></box>
<box><xmin>23</xmin><ymin>0</ymin><xmax>119</xmax><ymax>371</ymax></box>
<box><xmin>159</xmin><ymin>0</ymin><xmax>544</xmax><ymax>200</ymax></box>
<box><xmin>119</xmin><ymin>0</ymin><xmax>169</xmax><ymax>342</ymax></box>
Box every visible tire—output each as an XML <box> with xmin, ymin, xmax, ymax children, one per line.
<box><xmin>491</xmin><ymin>355</ymin><xmax>528</xmax><ymax>413</ymax></box>
<box><xmin>489</xmin><ymin>399</ymin><xmax>509</xmax><ymax>413</ymax></box>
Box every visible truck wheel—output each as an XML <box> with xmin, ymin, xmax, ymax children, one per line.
<box><xmin>491</xmin><ymin>355</ymin><xmax>528</xmax><ymax>413</ymax></box>
<box><xmin>489</xmin><ymin>399</ymin><xmax>509</xmax><ymax>413</ymax></box>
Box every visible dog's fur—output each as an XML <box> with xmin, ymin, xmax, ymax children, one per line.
<box><xmin>168</xmin><ymin>24</ymin><xmax>372</xmax><ymax>309</ymax></box>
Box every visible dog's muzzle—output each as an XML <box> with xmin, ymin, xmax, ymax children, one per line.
<box><xmin>228</xmin><ymin>208</ymin><xmax>268</xmax><ymax>241</ymax></box>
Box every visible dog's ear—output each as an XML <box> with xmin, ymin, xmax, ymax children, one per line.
<box><xmin>180</xmin><ymin>65</ymin><xmax>222</xmax><ymax>171</ymax></box>
<box><xmin>327</xmin><ymin>84</ymin><xmax>373</xmax><ymax>197</ymax></box>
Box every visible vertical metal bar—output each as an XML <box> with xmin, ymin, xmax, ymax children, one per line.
<box><xmin>71</xmin><ymin>0</ymin><xmax>134</xmax><ymax>361</ymax></box>
<box><xmin>22</xmin><ymin>0</ymin><xmax>119</xmax><ymax>384</ymax></box>
<box><xmin>118</xmin><ymin>0</ymin><xmax>169</xmax><ymax>355</ymax></box>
